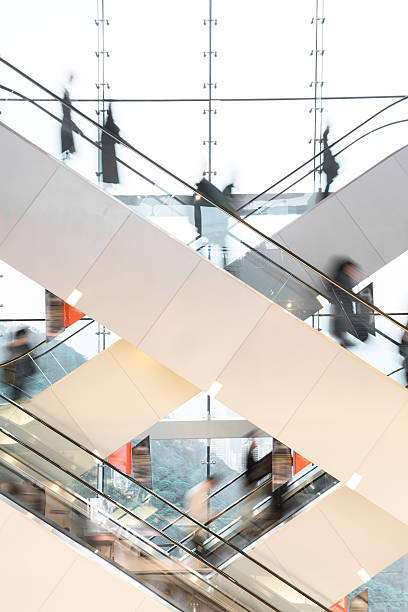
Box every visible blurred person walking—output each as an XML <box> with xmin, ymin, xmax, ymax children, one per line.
<box><xmin>399</xmin><ymin>328</ymin><xmax>408</xmax><ymax>388</ymax></box>
<box><xmin>322</xmin><ymin>125</ymin><xmax>340</xmax><ymax>197</ymax></box>
<box><xmin>101</xmin><ymin>104</ymin><xmax>121</xmax><ymax>184</ymax></box>
<box><xmin>4</xmin><ymin>328</ymin><xmax>35</xmax><ymax>403</ymax></box>
<box><xmin>185</xmin><ymin>475</ymin><xmax>218</xmax><ymax>555</ymax></box>
<box><xmin>60</xmin><ymin>75</ymin><xmax>82</xmax><ymax>159</ymax></box>
<box><xmin>330</xmin><ymin>259</ymin><xmax>361</xmax><ymax>348</ymax></box>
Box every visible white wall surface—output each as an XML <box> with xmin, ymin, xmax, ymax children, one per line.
<box><xmin>25</xmin><ymin>339</ymin><xmax>198</xmax><ymax>460</ymax></box>
<box><xmin>0</xmin><ymin>494</ymin><xmax>173</xmax><ymax>612</ymax></box>
<box><xmin>272</xmin><ymin>144</ymin><xmax>408</xmax><ymax>281</ymax></box>
<box><xmin>227</xmin><ymin>486</ymin><xmax>408</xmax><ymax>608</ymax></box>
<box><xmin>2</xmin><ymin>123</ymin><xmax>408</xmax><ymax>537</ymax></box>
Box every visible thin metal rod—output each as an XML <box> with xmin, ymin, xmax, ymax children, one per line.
<box><xmin>1</xmin><ymin>95</ymin><xmax>407</xmax><ymax>103</ymax></box>
<box><xmin>0</xmin><ymin>57</ymin><xmax>407</xmax><ymax>335</ymax></box>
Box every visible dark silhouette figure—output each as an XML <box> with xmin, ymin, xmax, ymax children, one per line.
<box><xmin>245</xmin><ymin>440</ymin><xmax>258</xmax><ymax>486</ymax></box>
<box><xmin>60</xmin><ymin>87</ymin><xmax>81</xmax><ymax>157</ymax></box>
<box><xmin>194</xmin><ymin>179</ymin><xmax>235</xmax><ymax>236</ymax></box>
<box><xmin>330</xmin><ymin>259</ymin><xmax>361</xmax><ymax>348</ymax></box>
<box><xmin>4</xmin><ymin>328</ymin><xmax>35</xmax><ymax>402</ymax></box>
<box><xmin>322</xmin><ymin>126</ymin><xmax>340</xmax><ymax>196</ymax></box>
<box><xmin>101</xmin><ymin>105</ymin><xmax>120</xmax><ymax>184</ymax></box>
<box><xmin>399</xmin><ymin>328</ymin><xmax>408</xmax><ymax>388</ymax></box>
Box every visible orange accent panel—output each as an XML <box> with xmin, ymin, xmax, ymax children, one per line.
<box><xmin>63</xmin><ymin>302</ymin><xmax>85</xmax><ymax>327</ymax></box>
<box><xmin>293</xmin><ymin>452</ymin><xmax>311</xmax><ymax>475</ymax></box>
<box><xmin>108</xmin><ymin>443</ymin><xmax>131</xmax><ymax>475</ymax></box>
<box><xmin>330</xmin><ymin>597</ymin><xmax>347</xmax><ymax>611</ymax></box>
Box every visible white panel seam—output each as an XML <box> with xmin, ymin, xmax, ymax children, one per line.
<box><xmin>334</xmin><ymin>195</ymin><xmax>386</xmax><ymax>267</ymax></box>
<box><xmin>215</xmin><ymin>303</ymin><xmax>274</xmax><ymax>380</ymax></box>
<box><xmin>318</xmin><ymin>500</ymin><xmax>369</xmax><ymax>570</ymax></box>
<box><xmin>108</xmin><ymin>350</ymin><xmax>162</xmax><ymax>421</ymax></box>
<box><xmin>72</xmin><ymin>208</ymin><xmax>133</xmax><ymax>294</ymax></box>
<box><xmin>394</xmin><ymin>152</ymin><xmax>408</xmax><ymax>179</ymax></box>
<box><xmin>277</xmin><ymin>347</ymin><xmax>341</xmax><ymax>439</ymax></box>
<box><xmin>0</xmin><ymin>165</ymin><xmax>60</xmax><ymax>248</ymax></box>
<box><xmin>37</xmin><ymin>557</ymin><xmax>78</xmax><ymax>612</ymax></box>
<box><xmin>354</xmin><ymin>395</ymin><xmax>408</xmax><ymax>477</ymax></box>
<box><xmin>42</xmin><ymin>385</ymin><xmax>97</xmax><ymax>451</ymax></box>
<box><xmin>136</xmin><ymin>258</ymin><xmax>202</xmax><ymax>348</ymax></box>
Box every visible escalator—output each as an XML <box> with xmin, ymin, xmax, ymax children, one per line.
<box><xmin>0</xmin><ymin>316</ymin><xmax>198</xmax><ymax>459</ymax></box>
<box><xmin>0</xmin><ymin>57</ymin><xmax>408</xmax><ymax>540</ymax></box>
<box><xmin>154</xmin><ymin>456</ymin><xmax>338</xmax><ymax>569</ymax></box>
<box><xmin>0</xmin><ymin>390</ymin><xmax>329</xmax><ymax>611</ymax></box>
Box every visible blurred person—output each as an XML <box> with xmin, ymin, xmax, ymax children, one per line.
<box><xmin>245</xmin><ymin>439</ymin><xmax>258</xmax><ymax>487</ymax></box>
<box><xmin>101</xmin><ymin>104</ymin><xmax>121</xmax><ymax>184</ymax></box>
<box><xmin>185</xmin><ymin>475</ymin><xmax>218</xmax><ymax>555</ymax></box>
<box><xmin>322</xmin><ymin>125</ymin><xmax>340</xmax><ymax>197</ymax></box>
<box><xmin>60</xmin><ymin>75</ymin><xmax>82</xmax><ymax>159</ymax></box>
<box><xmin>330</xmin><ymin>259</ymin><xmax>362</xmax><ymax>348</ymax></box>
<box><xmin>4</xmin><ymin>327</ymin><xmax>35</xmax><ymax>402</ymax></box>
<box><xmin>194</xmin><ymin>179</ymin><xmax>236</xmax><ymax>237</ymax></box>
<box><xmin>399</xmin><ymin>328</ymin><xmax>408</xmax><ymax>388</ymax></box>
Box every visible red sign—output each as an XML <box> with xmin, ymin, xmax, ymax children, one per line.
<box><xmin>108</xmin><ymin>443</ymin><xmax>131</xmax><ymax>475</ymax></box>
<box><xmin>293</xmin><ymin>452</ymin><xmax>311</xmax><ymax>475</ymax></box>
<box><xmin>330</xmin><ymin>598</ymin><xmax>347</xmax><ymax>611</ymax></box>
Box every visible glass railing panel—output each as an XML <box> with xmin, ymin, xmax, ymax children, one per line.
<box><xmin>0</xmin><ymin>319</ymin><xmax>118</xmax><ymax>403</ymax></box>
<box><xmin>1</xmin><ymin>57</ymin><xmax>405</xmax><ymax>389</ymax></box>
<box><xmin>0</xmin><ymin>429</ymin><xmax>314</xmax><ymax>612</ymax></box>
<box><xmin>0</xmin><ymin>444</ymin><xmax>253</xmax><ymax>612</ymax></box>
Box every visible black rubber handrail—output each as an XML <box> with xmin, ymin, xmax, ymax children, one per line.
<box><xmin>241</xmin><ymin>98</ymin><xmax>408</xmax><ymax>210</ymax></box>
<box><xmin>0</xmin><ymin>424</ymin><xmax>315</xmax><ymax>612</ymax></box>
<box><xmin>236</xmin><ymin>118</ymin><xmax>408</xmax><ymax>223</ymax></box>
<box><xmin>0</xmin><ymin>57</ymin><xmax>406</xmax><ymax>335</ymax></box>
<box><xmin>0</xmin><ymin>430</ymin><xmax>269</xmax><ymax>612</ymax></box>
<box><xmin>0</xmin><ymin>319</ymin><xmax>94</xmax><ymax>368</ymax></box>
<box><xmin>0</xmin><ymin>390</ymin><xmax>329</xmax><ymax>610</ymax></box>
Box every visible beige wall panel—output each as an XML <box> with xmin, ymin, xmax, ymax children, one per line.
<box><xmin>140</xmin><ymin>260</ymin><xmax>270</xmax><ymax>390</ymax></box>
<box><xmin>278</xmin><ymin>350</ymin><xmax>406</xmax><ymax>483</ymax></box>
<box><xmin>109</xmin><ymin>340</ymin><xmax>199</xmax><ymax>419</ymax></box>
<box><xmin>0</xmin><ymin>508</ymin><xmax>77</xmax><ymax>611</ymax></box>
<box><xmin>0</xmin><ymin>496</ymin><xmax>171</xmax><ymax>612</ymax></box>
<box><xmin>249</xmin><ymin>492</ymin><xmax>361</xmax><ymax>607</ymax></box>
<box><xmin>319</xmin><ymin>487</ymin><xmax>408</xmax><ymax>578</ymax></box>
<box><xmin>0</xmin><ymin>123</ymin><xmax>58</xmax><ymax>245</ymax></box>
<box><xmin>0</xmin><ymin>165</ymin><xmax>130</xmax><ymax>299</ymax></box>
<box><xmin>40</xmin><ymin>556</ymin><xmax>145</xmax><ymax>612</ymax></box>
<box><xmin>77</xmin><ymin>213</ymin><xmax>200</xmax><ymax>347</ymax></box>
<box><xmin>356</xmin><ymin>400</ymin><xmax>408</xmax><ymax>525</ymax></box>
<box><xmin>49</xmin><ymin>349</ymin><xmax>161</xmax><ymax>457</ymax></box>
<box><xmin>217</xmin><ymin>305</ymin><xmax>339</xmax><ymax>435</ymax></box>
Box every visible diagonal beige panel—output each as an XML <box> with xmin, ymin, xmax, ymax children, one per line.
<box><xmin>0</xmin><ymin>496</ymin><xmax>170</xmax><ymax>612</ymax></box>
<box><xmin>354</xmin><ymin>400</ymin><xmax>408</xmax><ymax>526</ymax></box>
<box><xmin>272</xmin><ymin>144</ymin><xmax>408</xmax><ymax>280</ymax></box>
<box><xmin>2</xmin><ymin>122</ymin><xmax>408</xmax><ymax>532</ymax></box>
<box><xmin>230</xmin><ymin>486</ymin><xmax>408</xmax><ymax>608</ymax></box>
<box><xmin>277</xmin><ymin>350</ymin><xmax>407</xmax><ymax>483</ymax></box>
<box><xmin>26</xmin><ymin>339</ymin><xmax>199</xmax><ymax>459</ymax></box>
<box><xmin>138</xmin><ymin>260</ymin><xmax>270</xmax><ymax>390</ymax></box>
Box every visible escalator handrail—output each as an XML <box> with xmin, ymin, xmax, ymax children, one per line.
<box><xmin>0</xmin><ymin>57</ymin><xmax>407</xmax><ymax>337</ymax></box>
<box><xmin>0</xmin><ymin>391</ymin><xmax>329</xmax><ymax>610</ymax></box>
<box><xmin>0</xmin><ymin>424</ymin><xmax>325</xmax><ymax>612</ymax></box>
<box><xmin>0</xmin><ymin>319</ymin><xmax>94</xmax><ymax>368</ymax></box>
<box><xmin>165</xmin><ymin>466</ymin><xmax>328</xmax><ymax>555</ymax></box>
<box><xmin>159</xmin><ymin>452</ymin><xmax>273</xmax><ymax>535</ymax></box>
<box><xmin>0</xmin><ymin>440</ymin><xmax>269</xmax><ymax>612</ymax></box>
<box><xmin>235</xmin><ymin>118</ymin><xmax>408</xmax><ymax>223</ymax></box>
<box><xmin>241</xmin><ymin>98</ymin><xmax>408</xmax><ymax>210</ymax></box>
